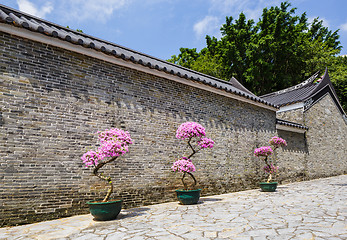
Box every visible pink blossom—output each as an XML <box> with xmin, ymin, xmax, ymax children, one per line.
<box><xmin>171</xmin><ymin>157</ymin><xmax>196</xmax><ymax>173</ymax></box>
<box><xmin>254</xmin><ymin>146</ymin><xmax>273</xmax><ymax>157</ymax></box>
<box><xmin>198</xmin><ymin>137</ymin><xmax>214</xmax><ymax>149</ymax></box>
<box><xmin>176</xmin><ymin>122</ymin><xmax>206</xmax><ymax>140</ymax></box>
<box><xmin>81</xmin><ymin>128</ymin><xmax>133</xmax><ymax>168</ymax></box>
<box><xmin>172</xmin><ymin>122</ymin><xmax>214</xmax><ymax>189</ymax></box>
<box><xmin>98</xmin><ymin>128</ymin><xmax>132</xmax><ymax>145</ymax></box>
<box><xmin>263</xmin><ymin>164</ymin><xmax>278</xmax><ymax>174</ymax></box>
<box><xmin>81</xmin><ymin>150</ymin><xmax>99</xmax><ymax>167</ymax></box>
<box><xmin>253</xmin><ymin>136</ymin><xmax>287</xmax><ymax>181</ymax></box>
<box><xmin>269</xmin><ymin>136</ymin><xmax>287</xmax><ymax>148</ymax></box>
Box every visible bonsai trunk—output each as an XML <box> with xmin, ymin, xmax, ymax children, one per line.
<box><xmin>180</xmin><ymin>138</ymin><xmax>199</xmax><ymax>190</ymax></box>
<box><xmin>264</xmin><ymin>156</ymin><xmax>272</xmax><ymax>183</ymax></box>
<box><xmin>93</xmin><ymin>156</ymin><xmax>118</xmax><ymax>202</ymax></box>
<box><xmin>181</xmin><ymin>172</ymin><xmax>197</xmax><ymax>190</ymax></box>
<box><xmin>267</xmin><ymin>173</ymin><xmax>272</xmax><ymax>183</ymax></box>
<box><xmin>187</xmin><ymin>138</ymin><xmax>197</xmax><ymax>159</ymax></box>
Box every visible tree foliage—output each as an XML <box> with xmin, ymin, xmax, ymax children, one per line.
<box><xmin>328</xmin><ymin>56</ymin><xmax>347</xmax><ymax>112</ymax></box>
<box><xmin>167</xmin><ymin>1</ymin><xmax>346</xmax><ymax>112</ymax></box>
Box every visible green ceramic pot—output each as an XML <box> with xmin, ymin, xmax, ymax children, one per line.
<box><xmin>87</xmin><ymin>199</ymin><xmax>122</xmax><ymax>221</ymax></box>
<box><xmin>259</xmin><ymin>182</ymin><xmax>278</xmax><ymax>192</ymax></box>
<box><xmin>175</xmin><ymin>189</ymin><xmax>201</xmax><ymax>205</ymax></box>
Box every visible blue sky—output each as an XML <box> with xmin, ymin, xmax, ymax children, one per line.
<box><xmin>2</xmin><ymin>0</ymin><xmax>347</xmax><ymax>60</ymax></box>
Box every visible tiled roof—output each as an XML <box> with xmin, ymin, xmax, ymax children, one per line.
<box><xmin>0</xmin><ymin>4</ymin><xmax>278</xmax><ymax>109</ymax></box>
<box><xmin>261</xmin><ymin>71</ymin><xmax>320</xmax><ymax>107</ymax></box>
<box><xmin>262</xmin><ymin>68</ymin><xmax>346</xmax><ymax>118</ymax></box>
<box><xmin>276</xmin><ymin>119</ymin><xmax>309</xmax><ymax>130</ymax></box>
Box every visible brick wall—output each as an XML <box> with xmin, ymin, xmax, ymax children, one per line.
<box><xmin>304</xmin><ymin>94</ymin><xmax>347</xmax><ymax>178</ymax></box>
<box><xmin>1</xmin><ymin>31</ymin><xmax>345</xmax><ymax>227</ymax></box>
<box><xmin>0</xmin><ymin>32</ymin><xmax>278</xmax><ymax>226</ymax></box>
<box><xmin>274</xmin><ymin>95</ymin><xmax>347</xmax><ymax>181</ymax></box>
<box><xmin>277</xmin><ymin>107</ymin><xmax>304</xmax><ymax>124</ymax></box>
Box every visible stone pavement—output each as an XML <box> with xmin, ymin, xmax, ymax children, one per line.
<box><xmin>1</xmin><ymin>175</ymin><xmax>346</xmax><ymax>240</ymax></box>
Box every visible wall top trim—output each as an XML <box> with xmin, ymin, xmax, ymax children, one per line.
<box><xmin>276</xmin><ymin>124</ymin><xmax>307</xmax><ymax>133</ymax></box>
<box><xmin>0</xmin><ymin>4</ymin><xmax>278</xmax><ymax>111</ymax></box>
<box><xmin>276</xmin><ymin>119</ymin><xmax>308</xmax><ymax>133</ymax></box>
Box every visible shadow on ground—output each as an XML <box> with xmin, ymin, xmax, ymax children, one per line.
<box><xmin>199</xmin><ymin>197</ymin><xmax>223</xmax><ymax>203</ymax></box>
<box><xmin>118</xmin><ymin>207</ymin><xmax>150</xmax><ymax>220</ymax></box>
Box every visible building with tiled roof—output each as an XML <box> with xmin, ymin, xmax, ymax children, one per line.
<box><xmin>261</xmin><ymin>69</ymin><xmax>346</xmax><ymax>201</ymax></box>
<box><xmin>262</xmin><ymin>68</ymin><xmax>347</xmax><ymax>134</ymax></box>
<box><xmin>262</xmin><ymin>69</ymin><xmax>346</xmax><ymax>119</ymax></box>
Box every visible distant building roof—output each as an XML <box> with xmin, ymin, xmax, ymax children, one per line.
<box><xmin>262</xmin><ymin>69</ymin><xmax>346</xmax><ymax>117</ymax></box>
<box><xmin>261</xmin><ymin>71</ymin><xmax>320</xmax><ymax>107</ymax></box>
<box><xmin>0</xmin><ymin>4</ymin><xmax>278</xmax><ymax>110</ymax></box>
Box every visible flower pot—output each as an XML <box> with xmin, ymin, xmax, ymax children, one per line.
<box><xmin>87</xmin><ymin>199</ymin><xmax>122</xmax><ymax>221</ymax></box>
<box><xmin>175</xmin><ymin>189</ymin><xmax>201</xmax><ymax>205</ymax></box>
<box><xmin>259</xmin><ymin>182</ymin><xmax>278</xmax><ymax>192</ymax></box>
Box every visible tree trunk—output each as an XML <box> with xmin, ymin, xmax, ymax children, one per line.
<box><xmin>93</xmin><ymin>156</ymin><xmax>118</xmax><ymax>202</ymax></box>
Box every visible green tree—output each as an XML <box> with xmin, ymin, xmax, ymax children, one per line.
<box><xmin>209</xmin><ymin>13</ymin><xmax>255</xmax><ymax>85</ymax></box>
<box><xmin>245</xmin><ymin>2</ymin><xmax>310</xmax><ymax>94</ymax></box>
<box><xmin>326</xmin><ymin>56</ymin><xmax>347</xmax><ymax>112</ymax></box>
<box><xmin>167</xmin><ymin>1</ymin><xmax>343</xmax><ymax>97</ymax></box>
<box><xmin>303</xmin><ymin>18</ymin><xmax>341</xmax><ymax>77</ymax></box>
<box><xmin>167</xmin><ymin>48</ymin><xmax>199</xmax><ymax>69</ymax></box>
<box><xmin>190</xmin><ymin>48</ymin><xmax>225</xmax><ymax>78</ymax></box>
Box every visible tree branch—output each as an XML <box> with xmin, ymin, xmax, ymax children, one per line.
<box><xmin>187</xmin><ymin>137</ymin><xmax>197</xmax><ymax>159</ymax></box>
<box><xmin>181</xmin><ymin>172</ymin><xmax>187</xmax><ymax>190</ymax></box>
<box><xmin>187</xmin><ymin>172</ymin><xmax>197</xmax><ymax>187</ymax></box>
<box><xmin>264</xmin><ymin>156</ymin><xmax>272</xmax><ymax>183</ymax></box>
<box><xmin>93</xmin><ymin>156</ymin><xmax>118</xmax><ymax>202</ymax></box>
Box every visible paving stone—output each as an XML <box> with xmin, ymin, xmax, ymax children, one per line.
<box><xmin>0</xmin><ymin>175</ymin><xmax>346</xmax><ymax>239</ymax></box>
<box><xmin>218</xmin><ymin>229</ymin><xmax>240</xmax><ymax>238</ymax></box>
<box><xmin>153</xmin><ymin>234</ymin><xmax>183</xmax><ymax>240</ymax></box>
<box><xmin>72</xmin><ymin>233</ymin><xmax>105</xmax><ymax>240</ymax></box>
<box><xmin>204</xmin><ymin>231</ymin><xmax>217</xmax><ymax>238</ymax></box>
<box><xmin>123</xmin><ymin>236</ymin><xmax>146</xmax><ymax>240</ymax></box>
<box><xmin>180</xmin><ymin>230</ymin><xmax>204</xmax><ymax>239</ymax></box>
<box><xmin>104</xmin><ymin>232</ymin><xmax>127</xmax><ymax>239</ymax></box>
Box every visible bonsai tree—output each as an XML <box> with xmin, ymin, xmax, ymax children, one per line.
<box><xmin>254</xmin><ymin>136</ymin><xmax>287</xmax><ymax>182</ymax></box>
<box><xmin>81</xmin><ymin>128</ymin><xmax>133</xmax><ymax>202</ymax></box>
<box><xmin>171</xmin><ymin>122</ymin><xmax>214</xmax><ymax>190</ymax></box>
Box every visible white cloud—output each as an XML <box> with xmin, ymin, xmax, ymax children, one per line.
<box><xmin>17</xmin><ymin>0</ymin><xmax>53</xmax><ymax>18</ymax></box>
<box><xmin>193</xmin><ymin>16</ymin><xmax>220</xmax><ymax>38</ymax></box>
<box><xmin>62</xmin><ymin>0</ymin><xmax>131</xmax><ymax>22</ymax></box>
<box><xmin>340</xmin><ymin>22</ymin><xmax>347</xmax><ymax>32</ymax></box>
<box><xmin>192</xmin><ymin>0</ymin><xmax>282</xmax><ymax>39</ymax></box>
<box><xmin>208</xmin><ymin>0</ymin><xmax>281</xmax><ymax>20</ymax></box>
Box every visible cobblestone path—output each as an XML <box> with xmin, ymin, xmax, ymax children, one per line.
<box><xmin>1</xmin><ymin>175</ymin><xmax>346</xmax><ymax>239</ymax></box>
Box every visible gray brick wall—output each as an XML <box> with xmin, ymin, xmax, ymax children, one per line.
<box><xmin>1</xmin><ymin>31</ymin><xmax>345</xmax><ymax>227</ymax></box>
<box><xmin>274</xmin><ymin>95</ymin><xmax>347</xmax><ymax>181</ymax></box>
<box><xmin>0</xmin><ymin>32</ymin><xmax>278</xmax><ymax>226</ymax></box>
<box><xmin>277</xmin><ymin>108</ymin><xmax>304</xmax><ymax>124</ymax></box>
<box><xmin>304</xmin><ymin>95</ymin><xmax>347</xmax><ymax>178</ymax></box>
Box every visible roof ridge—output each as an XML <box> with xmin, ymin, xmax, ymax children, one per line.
<box><xmin>261</xmin><ymin>71</ymin><xmax>320</xmax><ymax>98</ymax></box>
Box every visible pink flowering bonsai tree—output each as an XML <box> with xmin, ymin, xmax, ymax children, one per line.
<box><xmin>172</xmin><ymin>122</ymin><xmax>214</xmax><ymax>190</ymax></box>
<box><xmin>81</xmin><ymin>128</ymin><xmax>133</xmax><ymax>202</ymax></box>
<box><xmin>254</xmin><ymin>136</ymin><xmax>287</xmax><ymax>183</ymax></box>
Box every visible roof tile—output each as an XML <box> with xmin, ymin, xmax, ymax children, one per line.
<box><xmin>0</xmin><ymin>3</ymin><xmax>278</xmax><ymax>109</ymax></box>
